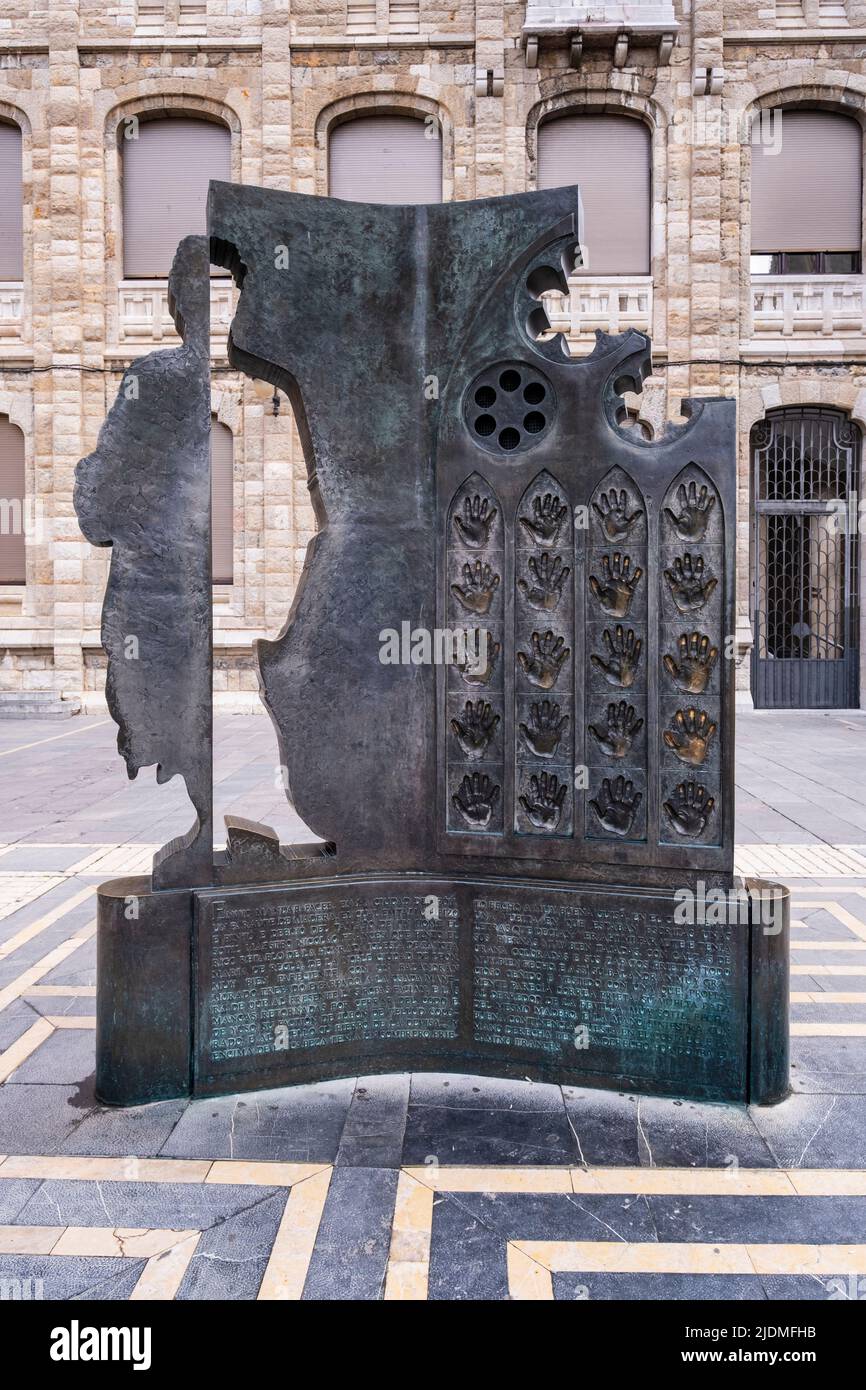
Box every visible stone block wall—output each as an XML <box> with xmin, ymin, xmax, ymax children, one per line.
<box><xmin>1</xmin><ymin>0</ymin><xmax>865</xmax><ymax>710</ymax></box>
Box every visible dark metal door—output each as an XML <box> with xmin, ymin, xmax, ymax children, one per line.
<box><xmin>752</xmin><ymin>407</ymin><xmax>861</xmax><ymax>709</ymax></box>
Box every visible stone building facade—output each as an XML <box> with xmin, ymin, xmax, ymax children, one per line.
<box><xmin>1</xmin><ymin>0</ymin><xmax>865</xmax><ymax>713</ymax></box>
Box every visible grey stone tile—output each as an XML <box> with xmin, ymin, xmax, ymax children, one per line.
<box><xmin>554</xmin><ymin>1273</ymin><xmax>769</xmax><ymax>1300</ymax></box>
<box><xmin>623</xmin><ymin>1096</ymin><xmax>778</xmax><ymax>1169</ymax></box>
<box><xmin>336</xmin><ymin>1074</ymin><xmax>409</xmax><ymax>1168</ymax></box>
<box><xmin>648</xmin><ymin>1194</ymin><xmax>866</xmax><ymax>1245</ymax></box>
<box><xmin>0</xmin><ymin>1255</ymin><xmax>145</xmax><ymax>1301</ymax></box>
<box><xmin>790</xmin><ymin>1037</ymin><xmax>866</xmax><ymax>1096</ymax></box>
<box><xmin>7</xmin><ymin>1027</ymin><xmax>94</xmax><ymax>1085</ymax></box>
<box><xmin>0</xmin><ymin>1178</ymin><xmax>42</xmax><ymax>1222</ymax></box>
<box><xmin>405</xmin><ymin>1076</ymin><xmax>575</xmax><ymax>1166</ymax></box>
<box><xmin>17</xmin><ymin>1178</ymin><xmax>282</xmax><ymax>1233</ymax></box>
<box><xmin>60</xmin><ymin>1097</ymin><xmax>190</xmax><ymax>1157</ymax></box>
<box><xmin>0</xmin><ymin>998</ymin><xmax>42</xmax><ymax>1051</ymax></box>
<box><xmin>159</xmin><ymin>1080</ymin><xmax>354</xmax><ymax>1162</ymax></box>
<box><xmin>427</xmin><ymin>1193</ymin><xmax>508</xmax><ymax>1300</ymax></box>
<box><xmin>302</xmin><ymin>1167</ymin><xmax>398</xmax><ymax>1301</ymax></box>
<box><xmin>749</xmin><ymin>1093</ymin><xmax>866</xmax><ymax>1168</ymax></box>
<box><xmin>0</xmin><ymin>1082</ymin><xmax>96</xmax><ymax>1153</ymax></box>
<box><xmin>177</xmin><ymin>1189</ymin><xmax>287</xmax><ymax>1301</ymax></box>
<box><xmin>562</xmin><ymin>1087</ymin><xmax>644</xmax><ymax>1165</ymax></box>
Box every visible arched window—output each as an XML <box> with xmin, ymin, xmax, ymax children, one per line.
<box><xmin>537</xmin><ymin>113</ymin><xmax>651</xmax><ymax>275</ymax></box>
<box><xmin>0</xmin><ymin>416</ymin><xmax>26</xmax><ymax>584</ymax></box>
<box><xmin>751</xmin><ymin>110</ymin><xmax>862</xmax><ymax>274</ymax></box>
<box><xmin>328</xmin><ymin>114</ymin><xmax>442</xmax><ymax>204</ymax></box>
<box><xmin>0</xmin><ymin>121</ymin><xmax>23</xmax><ymax>281</ymax></box>
<box><xmin>122</xmin><ymin>116</ymin><xmax>231</xmax><ymax>278</ymax></box>
<box><xmin>211</xmin><ymin>418</ymin><xmax>233</xmax><ymax>585</ymax></box>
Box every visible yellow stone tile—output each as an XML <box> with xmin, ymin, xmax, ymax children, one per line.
<box><xmin>0</xmin><ymin>885</ymin><xmax>94</xmax><ymax>958</ymax></box>
<box><xmin>791</xmin><ymin>1023</ymin><xmax>866</xmax><ymax>1035</ymax></box>
<box><xmin>45</xmin><ymin>1015</ymin><xmax>95</xmax><ymax>1028</ymax></box>
<box><xmin>0</xmin><ymin>1224</ymin><xmax>63</xmax><ymax>1255</ymax></box>
<box><xmin>507</xmin><ymin>1244</ymin><xmax>554</xmax><ymax>1299</ymax></box>
<box><xmin>0</xmin><ymin>1017</ymin><xmax>54</xmax><ymax>1082</ymax></box>
<box><xmin>791</xmin><ymin>941</ymin><xmax>866</xmax><ymax>951</ymax></box>
<box><xmin>749</xmin><ymin>1244</ymin><xmax>866</xmax><ymax>1276</ymax></box>
<box><xmin>788</xmin><ymin>1170</ymin><xmax>866</xmax><ymax>1197</ymax></box>
<box><xmin>24</xmin><ymin>985</ymin><xmax>96</xmax><ymax>997</ymax></box>
<box><xmin>382</xmin><ymin>1261</ymin><xmax>430</xmax><ymax>1301</ymax></box>
<box><xmin>130</xmin><ymin>1233</ymin><xmax>201</xmax><ymax>1300</ymax></box>
<box><xmin>571</xmin><ymin>1168</ymin><xmax>796</xmax><ymax>1197</ymax></box>
<box><xmin>402</xmin><ymin>1165</ymin><xmax>572</xmax><ymax>1193</ymax></box>
<box><xmin>258</xmin><ymin>1167</ymin><xmax>332</xmax><ymax>1300</ymax></box>
<box><xmin>0</xmin><ymin>923</ymin><xmax>97</xmax><ymax>1012</ymax></box>
<box><xmin>206</xmin><ymin>1160</ymin><xmax>327</xmax><ymax>1187</ymax></box>
<box><xmin>0</xmin><ymin>1155</ymin><xmax>212</xmax><ymax>1184</ymax></box>
<box><xmin>536</xmin><ymin>1240</ymin><xmax>755</xmax><ymax>1275</ymax></box>
<box><xmin>53</xmin><ymin>1227</ymin><xmax>198</xmax><ymax>1258</ymax></box>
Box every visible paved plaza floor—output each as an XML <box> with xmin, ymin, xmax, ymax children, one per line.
<box><xmin>0</xmin><ymin>708</ymin><xmax>865</xmax><ymax>1301</ymax></box>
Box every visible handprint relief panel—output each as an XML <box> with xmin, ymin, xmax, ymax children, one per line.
<box><xmin>586</xmin><ymin>469</ymin><xmax>648</xmax><ymax>843</ymax></box>
<box><xmin>660</xmin><ymin>467</ymin><xmax>724</xmax><ymax>847</ymax></box>
<box><xmin>515</xmin><ymin>471</ymin><xmax>574</xmax><ymax>836</ymax></box>
<box><xmin>436</xmin><ymin>349</ymin><xmax>733</xmax><ymax>868</ymax></box>
<box><xmin>446</xmin><ymin>473</ymin><xmax>505</xmax><ymax>835</ymax></box>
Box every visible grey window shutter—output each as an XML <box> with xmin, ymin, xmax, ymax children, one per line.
<box><xmin>329</xmin><ymin>115</ymin><xmax>442</xmax><ymax>204</ymax></box>
<box><xmin>122</xmin><ymin>118</ymin><xmax>231</xmax><ymax>277</ymax></box>
<box><xmin>0</xmin><ymin>417</ymin><xmax>25</xmax><ymax>584</ymax></box>
<box><xmin>537</xmin><ymin>114</ymin><xmax>651</xmax><ymax>275</ymax></box>
<box><xmin>211</xmin><ymin>418</ymin><xmax>233</xmax><ymax>585</ymax></box>
<box><xmin>0</xmin><ymin>123</ymin><xmax>23</xmax><ymax>280</ymax></box>
<box><xmin>751</xmin><ymin>111</ymin><xmax>862</xmax><ymax>253</ymax></box>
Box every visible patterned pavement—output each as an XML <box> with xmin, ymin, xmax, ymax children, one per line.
<box><xmin>0</xmin><ymin>710</ymin><xmax>866</xmax><ymax>1300</ymax></box>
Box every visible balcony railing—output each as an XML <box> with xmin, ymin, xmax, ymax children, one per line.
<box><xmin>117</xmin><ymin>279</ymin><xmax>234</xmax><ymax>347</ymax></box>
<box><xmin>541</xmin><ymin>275</ymin><xmax>653</xmax><ymax>352</ymax></box>
<box><xmin>751</xmin><ymin>275</ymin><xmax>866</xmax><ymax>341</ymax></box>
<box><xmin>0</xmin><ymin>283</ymin><xmax>24</xmax><ymax>340</ymax></box>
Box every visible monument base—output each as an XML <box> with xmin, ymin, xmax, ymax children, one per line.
<box><xmin>94</xmin><ymin>872</ymin><xmax>789</xmax><ymax>1108</ymax></box>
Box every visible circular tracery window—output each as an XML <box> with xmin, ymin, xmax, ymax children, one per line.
<box><xmin>463</xmin><ymin>362</ymin><xmax>556</xmax><ymax>456</ymax></box>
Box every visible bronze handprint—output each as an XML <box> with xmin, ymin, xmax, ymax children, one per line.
<box><xmin>588</xmin><ymin>701</ymin><xmax>644</xmax><ymax>759</ymax></box>
<box><xmin>664</xmin><ymin>553</ymin><xmax>717</xmax><ymax>614</ymax></box>
<box><xmin>589</xmin><ymin>552</ymin><xmax>644</xmax><ymax>618</ymax></box>
<box><xmin>519</xmin><ymin>700</ymin><xmax>569</xmax><ymax>758</ymax></box>
<box><xmin>518</xmin><ymin>553</ymin><xmax>570</xmax><ymax>612</ymax></box>
<box><xmin>592</xmin><ymin>488</ymin><xmax>643</xmax><ymax>542</ymax></box>
<box><xmin>451</xmin><ymin>560</ymin><xmax>500</xmax><ymax>616</ymax></box>
<box><xmin>663</xmin><ymin>708</ymin><xmax>717</xmax><ymax>767</ymax></box>
<box><xmin>517</xmin><ymin>630</ymin><xmax>570</xmax><ymax>690</ymax></box>
<box><xmin>664</xmin><ymin>481</ymin><xmax>716</xmax><ymax>542</ymax></box>
<box><xmin>663</xmin><ymin>780</ymin><xmax>715</xmax><ymax>837</ymax></box>
<box><xmin>663</xmin><ymin>632</ymin><xmax>718</xmax><ymax>695</ymax></box>
<box><xmin>590</xmin><ymin>776</ymin><xmax>642</xmax><ymax>837</ymax></box>
<box><xmin>519</xmin><ymin>492</ymin><xmax>568</xmax><ymax>547</ymax></box>
<box><xmin>519</xmin><ymin>772</ymin><xmax>567</xmax><ymax>831</ymax></box>
<box><xmin>452</xmin><ymin>772</ymin><xmax>500</xmax><ymax>829</ymax></box>
<box><xmin>453</xmin><ymin>494</ymin><xmax>498</xmax><ymax>548</ymax></box>
<box><xmin>457</xmin><ymin>633</ymin><xmax>500</xmax><ymax>686</ymax></box>
<box><xmin>590</xmin><ymin>626</ymin><xmax>642</xmax><ymax>689</ymax></box>
<box><xmin>450</xmin><ymin>700</ymin><xmax>500</xmax><ymax>759</ymax></box>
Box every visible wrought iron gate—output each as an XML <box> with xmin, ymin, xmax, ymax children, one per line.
<box><xmin>752</xmin><ymin>407</ymin><xmax>861</xmax><ymax>709</ymax></box>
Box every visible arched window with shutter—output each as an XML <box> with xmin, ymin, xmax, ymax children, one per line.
<box><xmin>122</xmin><ymin>116</ymin><xmax>231</xmax><ymax>278</ymax></box>
<box><xmin>0</xmin><ymin>416</ymin><xmax>26</xmax><ymax>585</ymax></box>
<box><xmin>751</xmin><ymin>110</ymin><xmax>863</xmax><ymax>274</ymax></box>
<box><xmin>211</xmin><ymin>418</ymin><xmax>234</xmax><ymax>586</ymax></box>
<box><xmin>0</xmin><ymin>121</ymin><xmax>23</xmax><ymax>282</ymax></box>
<box><xmin>537</xmin><ymin>113</ymin><xmax>651</xmax><ymax>276</ymax></box>
<box><xmin>328</xmin><ymin>114</ymin><xmax>442</xmax><ymax>204</ymax></box>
